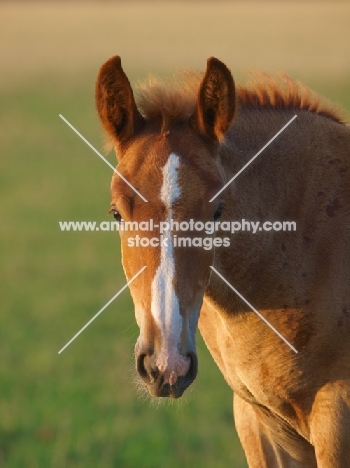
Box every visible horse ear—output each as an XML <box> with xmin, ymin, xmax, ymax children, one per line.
<box><xmin>95</xmin><ymin>56</ymin><xmax>145</xmax><ymax>148</ymax></box>
<box><xmin>191</xmin><ymin>57</ymin><xmax>236</xmax><ymax>142</ymax></box>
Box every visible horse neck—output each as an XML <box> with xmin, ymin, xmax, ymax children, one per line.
<box><xmin>208</xmin><ymin>107</ymin><xmax>320</xmax><ymax>311</ymax></box>
<box><xmin>205</xmin><ymin>104</ymin><xmax>350</xmax><ymax>319</ymax></box>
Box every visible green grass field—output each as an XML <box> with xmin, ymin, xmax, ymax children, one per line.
<box><xmin>1</xmin><ymin>2</ymin><xmax>350</xmax><ymax>467</ymax></box>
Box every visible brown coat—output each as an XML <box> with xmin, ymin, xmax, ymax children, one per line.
<box><xmin>96</xmin><ymin>55</ymin><xmax>350</xmax><ymax>467</ymax></box>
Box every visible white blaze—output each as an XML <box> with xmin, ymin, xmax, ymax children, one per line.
<box><xmin>151</xmin><ymin>153</ymin><xmax>181</xmax><ymax>342</ymax></box>
<box><xmin>151</xmin><ymin>153</ymin><xmax>189</xmax><ymax>382</ymax></box>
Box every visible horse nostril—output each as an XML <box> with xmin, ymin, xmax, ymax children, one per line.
<box><xmin>136</xmin><ymin>352</ymin><xmax>159</xmax><ymax>383</ymax></box>
<box><xmin>136</xmin><ymin>353</ymin><xmax>148</xmax><ymax>379</ymax></box>
<box><xmin>187</xmin><ymin>352</ymin><xmax>198</xmax><ymax>379</ymax></box>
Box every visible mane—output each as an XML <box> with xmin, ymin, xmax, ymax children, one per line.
<box><xmin>136</xmin><ymin>70</ymin><xmax>347</xmax><ymax>127</ymax></box>
<box><xmin>237</xmin><ymin>70</ymin><xmax>346</xmax><ymax>124</ymax></box>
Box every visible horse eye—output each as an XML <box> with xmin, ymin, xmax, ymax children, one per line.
<box><xmin>113</xmin><ymin>210</ymin><xmax>122</xmax><ymax>222</ymax></box>
<box><xmin>109</xmin><ymin>208</ymin><xmax>122</xmax><ymax>223</ymax></box>
<box><xmin>213</xmin><ymin>203</ymin><xmax>224</xmax><ymax>221</ymax></box>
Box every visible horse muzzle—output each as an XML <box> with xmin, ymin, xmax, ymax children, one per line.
<box><xmin>136</xmin><ymin>350</ymin><xmax>198</xmax><ymax>398</ymax></box>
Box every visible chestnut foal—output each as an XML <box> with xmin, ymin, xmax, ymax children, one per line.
<box><xmin>96</xmin><ymin>55</ymin><xmax>350</xmax><ymax>467</ymax></box>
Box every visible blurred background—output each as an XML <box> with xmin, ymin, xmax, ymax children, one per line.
<box><xmin>1</xmin><ymin>1</ymin><xmax>349</xmax><ymax>467</ymax></box>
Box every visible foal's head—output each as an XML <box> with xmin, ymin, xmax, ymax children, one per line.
<box><xmin>96</xmin><ymin>56</ymin><xmax>235</xmax><ymax>397</ymax></box>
